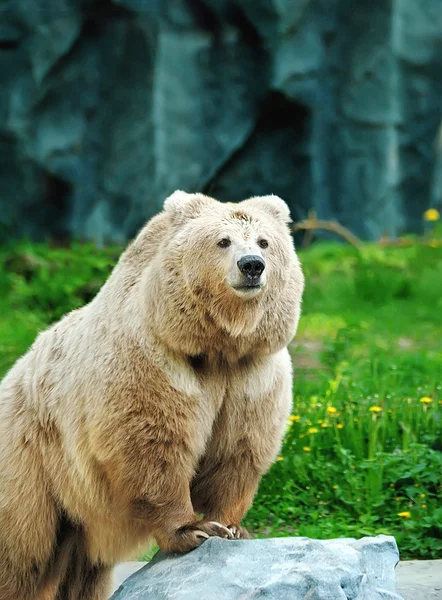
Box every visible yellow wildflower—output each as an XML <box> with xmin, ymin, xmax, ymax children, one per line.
<box><xmin>321</xmin><ymin>423</ymin><xmax>329</xmax><ymax>428</ymax></box>
<box><xmin>420</xmin><ymin>397</ymin><xmax>432</xmax><ymax>404</ymax></box>
<box><xmin>307</xmin><ymin>427</ymin><xmax>319</xmax><ymax>434</ymax></box>
<box><xmin>289</xmin><ymin>415</ymin><xmax>301</xmax><ymax>423</ymax></box>
<box><xmin>422</xmin><ymin>504</ymin><xmax>427</xmax><ymax>509</ymax></box>
<box><xmin>420</xmin><ymin>493</ymin><xmax>426</xmax><ymax>498</ymax></box>
<box><xmin>332</xmin><ymin>485</ymin><xmax>338</xmax><ymax>490</ymax></box>
<box><xmin>303</xmin><ymin>446</ymin><xmax>311</xmax><ymax>452</ymax></box>
<box><xmin>318</xmin><ymin>419</ymin><xmax>323</xmax><ymax>424</ymax></box>
<box><xmin>423</xmin><ymin>208</ymin><xmax>440</xmax><ymax>221</ymax></box>
<box><xmin>397</xmin><ymin>511</ymin><xmax>411</xmax><ymax>518</ymax></box>
<box><xmin>276</xmin><ymin>456</ymin><xmax>284</xmax><ymax>462</ymax></box>
<box><xmin>327</xmin><ymin>406</ymin><xmax>337</xmax><ymax>415</ymax></box>
<box><xmin>369</xmin><ymin>405</ymin><xmax>382</xmax><ymax>413</ymax></box>
<box><xmin>337</xmin><ymin>423</ymin><xmax>344</xmax><ymax>429</ymax></box>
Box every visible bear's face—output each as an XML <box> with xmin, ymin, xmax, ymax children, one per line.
<box><xmin>161</xmin><ymin>191</ymin><xmax>301</xmax><ymax>342</ymax></box>
<box><xmin>213</xmin><ymin>227</ymin><xmax>268</xmax><ymax>299</ymax></box>
<box><xmin>183</xmin><ymin>214</ymin><xmax>270</xmax><ymax>300</ymax></box>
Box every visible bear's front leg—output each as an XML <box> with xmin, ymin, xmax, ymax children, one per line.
<box><xmin>190</xmin><ymin>453</ymin><xmax>260</xmax><ymax>540</ymax></box>
<box><xmin>191</xmin><ymin>353</ymin><xmax>293</xmax><ymax>539</ymax></box>
<box><xmin>130</xmin><ymin>484</ymin><xmax>235</xmax><ymax>552</ymax></box>
<box><xmin>93</xmin><ymin>383</ymin><xmax>234</xmax><ymax>554</ymax></box>
<box><xmin>111</xmin><ymin>442</ymin><xmax>235</xmax><ymax>553</ymax></box>
<box><xmin>110</xmin><ymin>447</ymin><xmax>235</xmax><ymax>553</ymax></box>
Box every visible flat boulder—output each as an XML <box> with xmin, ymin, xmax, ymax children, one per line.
<box><xmin>111</xmin><ymin>535</ymin><xmax>404</xmax><ymax>599</ymax></box>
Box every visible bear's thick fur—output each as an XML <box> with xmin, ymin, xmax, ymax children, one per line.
<box><xmin>0</xmin><ymin>192</ymin><xmax>304</xmax><ymax>600</ymax></box>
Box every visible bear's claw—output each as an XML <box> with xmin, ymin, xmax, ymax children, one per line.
<box><xmin>170</xmin><ymin>520</ymin><xmax>235</xmax><ymax>552</ymax></box>
<box><xmin>227</xmin><ymin>524</ymin><xmax>250</xmax><ymax>539</ymax></box>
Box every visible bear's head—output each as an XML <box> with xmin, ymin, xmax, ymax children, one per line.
<box><xmin>144</xmin><ymin>190</ymin><xmax>304</xmax><ymax>357</ymax></box>
<box><xmin>164</xmin><ymin>190</ymin><xmax>293</xmax><ymax>301</ymax></box>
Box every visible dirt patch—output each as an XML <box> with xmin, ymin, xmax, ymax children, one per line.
<box><xmin>289</xmin><ymin>339</ymin><xmax>324</xmax><ymax>370</ymax></box>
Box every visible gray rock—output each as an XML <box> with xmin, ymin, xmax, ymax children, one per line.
<box><xmin>110</xmin><ymin>535</ymin><xmax>404</xmax><ymax>600</ymax></box>
<box><xmin>2</xmin><ymin>0</ymin><xmax>442</xmax><ymax>242</ymax></box>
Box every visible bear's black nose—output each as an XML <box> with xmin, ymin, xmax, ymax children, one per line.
<box><xmin>237</xmin><ymin>255</ymin><xmax>266</xmax><ymax>279</ymax></box>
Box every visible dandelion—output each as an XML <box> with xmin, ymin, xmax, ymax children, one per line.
<box><xmin>397</xmin><ymin>511</ymin><xmax>411</xmax><ymax>518</ymax></box>
<box><xmin>318</xmin><ymin>419</ymin><xmax>323</xmax><ymax>424</ymax></box>
<box><xmin>369</xmin><ymin>406</ymin><xmax>382</xmax><ymax>413</ymax></box>
<box><xmin>337</xmin><ymin>423</ymin><xmax>344</xmax><ymax>429</ymax></box>
<box><xmin>289</xmin><ymin>415</ymin><xmax>301</xmax><ymax>423</ymax></box>
<box><xmin>332</xmin><ymin>485</ymin><xmax>338</xmax><ymax>490</ymax></box>
<box><xmin>303</xmin><ymin>446</ymin><xmax>311</xmax><ymax>452</ymax></box>
<box><xmin>420</xmin><ymin>493</ymin><xmax>426</xmax><ymax>498</ymax></box>
<box><xmin>327</xmin><ymin>406</ymin><xmax>337</xmax><ymax>415</ymax></box>
<box><xmin>423</xmin><ymin>208</ymin><xmax>440</xmax><ymax>221</ymax></box>
<box><xmin>321</xmin><ymin>423</ymin><xmax>329</xmax><ymax>428</ymax></box>
<box><xmin>276</xmin><ymin>456</ymin><xmax>284</xmax><ymax>462</ymax></box>
<box><xmin>420</xmin><ymin>397</ymin><xmax>432</xmax><ymax>404</ymax></box>
<box><xmin>422</xmin><ymin>504</ymin><xmax>427</xmax><ymax>509</ymax></box>
<box><xmin>307</xmin><ymin>427</ymin><xmax>319</xmax><ymax>434</ymax></box>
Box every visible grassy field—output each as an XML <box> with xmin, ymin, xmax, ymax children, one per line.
<box><xmin>247</xmin><ymin>239</ymin><xmax>442</xmax><ymax>559</ymax></box>
<box><xmin>0</xmin><ymin>236</ymin><xmax>441</xmax><ymax>559</ymax></box>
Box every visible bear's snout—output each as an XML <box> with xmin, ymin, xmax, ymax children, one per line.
<box><xmin>237</xmin><ymin>255</ymin><xmax>266</xmax><ymax>281</ymax></box>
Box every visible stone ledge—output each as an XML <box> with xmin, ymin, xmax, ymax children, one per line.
<box><xmin>111</xmin><ymin>535</ymin><xmax>405</xmax><ymax>599</ymax></box>
<box><xmin>113</xmin><ymin>553</ymin><xmax>442</xmax><ymax>599</ymax></box>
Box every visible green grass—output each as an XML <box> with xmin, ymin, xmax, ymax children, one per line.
<box><xmin>0</xmin><ymin>237</ymin><xmax>441</xmax><ymax>559</ymax></box>
<box><xmin>247</xmin><ymin>239</ymin><xmax>442</xmax><ymax>559</ymax></box>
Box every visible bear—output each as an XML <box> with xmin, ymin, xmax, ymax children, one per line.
<box><xmin>0</xmin><ymin>191</ymin><xmax>304</xmax><ymax>600</ymax></box>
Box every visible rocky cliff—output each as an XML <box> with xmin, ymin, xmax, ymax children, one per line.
<box><xmin>1</xmin><ymin>0</ymin><xmax>442</xmax><ymax>242</ymax></box>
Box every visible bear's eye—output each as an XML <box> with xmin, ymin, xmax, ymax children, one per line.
<box><xmin>218</xmin><ymin>238</ymin><xmax>231</xmax><ymax>248</ymax></box>
<box><xmin>258</xmin><ymin>239</ymin><xmax>269</xmax><ymax>249</ymax></box>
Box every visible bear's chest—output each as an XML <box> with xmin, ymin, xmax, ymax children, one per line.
<box><xmin>187</xmin><ymin>354</ymin><xmax>229</xmax><ymax>414</ymax></box>
<box><xmin>163</xmin><ymin>352</ymin><xmax>274</xmax><ymax>441</ymax></box>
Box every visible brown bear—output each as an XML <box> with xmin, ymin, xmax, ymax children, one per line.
<box><xmin>0</xmin><ymin>191</ymin><xmax>304</xmax><ymax>600</ymax></box>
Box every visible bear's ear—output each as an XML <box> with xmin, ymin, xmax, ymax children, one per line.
<box><xmin>242</xmin><ymin>195</ymin><xmax>292</xmax><ymax>224</ymax></box>
<box><xmin>163</xmin><ymin>190</ymin><xmax>213</xmax><ymax>225</ymax></box>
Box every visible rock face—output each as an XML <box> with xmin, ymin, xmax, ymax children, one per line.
<box><xmin>111</xmin><ymin>535</ymin><xmax>404</xmax><ymax>600</ymax></box>
<box><xmin>1</xmin><ymin>0</ymin><xmax>442</xmax><ymax>242</ymax></box>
